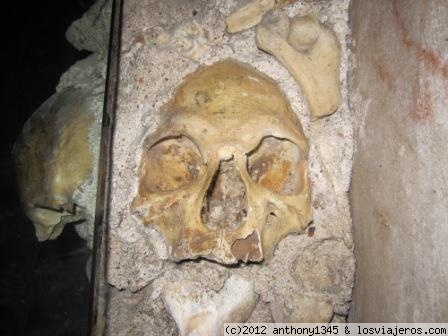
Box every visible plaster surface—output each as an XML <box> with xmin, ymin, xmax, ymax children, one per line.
<box><xmin>350</xmin><ymin>0</ymin><xmax>448</xmax><ymax>322</ymax></box>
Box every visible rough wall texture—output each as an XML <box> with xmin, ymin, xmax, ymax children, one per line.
<box><xmin>104</xmin><ymin>0</ymin><xmax>354</xmax><ymax>333</ymax></box>
<box><xmin>350</xmin><ymin>0</ymin><xmax>448</xmax><ymax>322</ymax></box>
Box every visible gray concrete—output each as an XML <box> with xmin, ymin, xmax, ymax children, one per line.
<box><xmin>349</xmin><ymin>0</ymin><xmax>448</xmax><ymax>322</ymax></box>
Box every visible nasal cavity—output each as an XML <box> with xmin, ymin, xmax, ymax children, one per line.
<box><xmin>201</xmin><ymin>158</ymin><xmax>248</xmax><ymax>231</ymax></box>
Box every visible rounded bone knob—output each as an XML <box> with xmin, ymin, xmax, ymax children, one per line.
<box><xmin>288</xmin><ymin>15</ymin><xmax>320</xmax><ymax>52</ymax></box>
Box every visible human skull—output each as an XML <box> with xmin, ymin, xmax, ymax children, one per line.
<box><xmin>132</xmin><ymin>59</ymin><xmax>311</xmax><ymax>264</ymax></box>
<box><xmin>14</xmin><ymin>88</ymin><xmax>100</xmax><ymax>243</ymax></box>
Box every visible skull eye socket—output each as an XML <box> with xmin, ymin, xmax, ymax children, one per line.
<box><xmin>141</xmin><ymin>136</ymin><xmax>205</xmax><ymax>192</ymax></box>
<box><xmin>247</xmin><ymin>136</ymin><xmax>304</xmax><ymax>195</ymax></box>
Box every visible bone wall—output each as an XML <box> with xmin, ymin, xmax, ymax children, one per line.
<box><xmin>105</xmin><ymin>0</ymin><xmax>354</xmax><ymax>333</ymax></box>
<box><xmin>349</xmin><ymin>0</ymin><xmax>448</xmax><ymax>322</ymax></box>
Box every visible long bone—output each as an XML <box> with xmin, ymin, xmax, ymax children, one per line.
<box><xmin>256</xmin><ymin>11</ymin><xmax>341</xmax><ymax>120</ymax></box>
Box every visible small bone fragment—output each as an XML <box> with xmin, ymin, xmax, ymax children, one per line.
<box><xmin>163</xmin><ymin>275</ymin><xmax>257</xmax><ymax>336</ymax></box>
<box><xmin>292</xmin><ymin>240</ymin><xmax>355</xmax><ymax>295</ymax></box>
<box><xmin>172</xmin><ymin>21</ymin><xmax>209</xmax><ymax>60</ymax></box>
<box><xmin>270</xmin><ymin>293</ymin><xmax>333</xmax><ymax>323</ymax></box>
<box><xmin>226</xmin><ymin>0</ymin><xmax>275</xmax><ymax>33</ymax></box>
<box><xmin>256</xmin><ymin>11</ymin><xmax>341</xmax><ymax>119</ymax></box>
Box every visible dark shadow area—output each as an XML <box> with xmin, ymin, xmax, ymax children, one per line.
<box><xmin>0</xmin><ymin>0</ymin><xmax>95</xmax><ymax>335</ymax></box>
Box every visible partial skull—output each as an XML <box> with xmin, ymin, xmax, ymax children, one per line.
<box><xmin>14</xmin><ymin>88</ymin><xmax>100</xmax><ymax>243</ymax></box>
<box><xmin>132</xmin><ymin>59</ymin><xmax>311</xmax><ymax>264</ymax></box>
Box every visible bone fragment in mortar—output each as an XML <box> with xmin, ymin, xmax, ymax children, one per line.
<box><xmin>226</xmin><ymin>0</ymin><xmax>275</xmax><ymax>33</ymax></box>
<box><xmin>163</xmin><ymin>275</ymin><xmax>257</xmax><ymax>336</ymax></box>
<box><xmin>256</xmin><ymin>11</ymin><xmax>341</xmax><ymax>120</ymax></box>
<box><xmin>270</xmin><ymin>292</ymin><xmax>334</xmax><ymax>323</ymax></box>
<box><xmin>132</xmin><ymin>59</ymin><xmax>312</xmax><ymax>265</ymax></box>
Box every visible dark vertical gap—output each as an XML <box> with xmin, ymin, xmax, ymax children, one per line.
<box><xmin>88</xmin><ymin>0</ymin><xmax>120</xmax><ymax>334</ymax></box>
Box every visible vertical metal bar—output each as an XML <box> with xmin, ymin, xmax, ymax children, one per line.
<box><xmin>88</xmin><ymin>0</ymin><xmax>122</xmax><ymax>334</ymax></box>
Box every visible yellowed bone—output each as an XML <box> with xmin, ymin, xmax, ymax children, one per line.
<box><xmin>14</xmin><ymin>90</ymin><xmax>94</xmax><ymax>241</ymax></box>
<box><xmin>132</xmin><ymin>60</ymin><xmax>312</xmax><ymax>264</ymax></box>
<box><xmin>256</xmin><ymin>12</ymin><xmax>341</xmax><ymax>120</ymax></box>
<box><xmin>226</xmin><ymin>0</ymin><xmax>275</xmax><ymax>33</ymax></box>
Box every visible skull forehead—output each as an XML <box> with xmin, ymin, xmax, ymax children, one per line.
<box><xmin>171</xmin><ymin>59</ymin><xmax>297</xmax><ymax>127</ymax></box>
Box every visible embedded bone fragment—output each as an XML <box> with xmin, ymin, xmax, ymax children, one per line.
<box><xmin>14</xmin><ymin>89</ymin><xmax>98</xmax><ymax>241</ymax></box>
<box><xmin>292</xmin><ymin>240</ymin><xmax>355</xmax><ymax>295</ymax></box>
<box><xmin>226</xmin><ymin>0</ymin><xmax>275</xmax><ymax>33</ymax></box>
<box><xmin>256</xmin><ymin>11</ymin><xmax>341</xmax><ymax>120</ymax></box>
<box><xmin>132</xmin><ymin>59</ymin><xmax>311</xmax><ymax>264</ymax></box>
<box><xmin>172</xmin><ymin>21</ymin><xmax>209</xmax><ymax>60</ymax></box>
<box><xmin>163</xmin><ymin>275</ymin><xmax>257</xmax><ymax>336</ymax></box>
<box><xmin>270</xmin><ymin>293</ymin><xmax>333</xmax><ymax>323</ymax></box>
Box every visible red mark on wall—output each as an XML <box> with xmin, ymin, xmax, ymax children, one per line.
<box><xmin>391</xmin><ymin>0</ymin><xmax>448</xmax><ymax>82</ymax></box>
<box><xmin>133</xmin><ymin>34</ymin><xmax>146</xmax><ymax>45</ymax></box>
<box><xmin>372</xmin><ymin>54</ymin><xmax>396</xmax><ymax>91</ymax></box>
<box><xmin>390</xmin><ymin>0</ymin><xmax>447</xmax><ymax>123</ymax></box>
<box><xmin>409</xmin><ymin>80</ymin><xmax>434</xmax><ymax>123</ymax></box>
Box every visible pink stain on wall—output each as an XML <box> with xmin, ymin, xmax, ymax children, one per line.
<box><xmin>390</xmin><ymin>0</ymin><xmax>448</xmax><ymax>123</ymax></box>
<box><xmin>409</xmin><ymin>80</ymin><xmax>434</xmax><ymax>123</ymax></box>
<box><xmin>391</xmin><ymin>0</ymin><xmax>448</xmax><ymax>81</ymax></box>
<box><xmin>372</xmin><ymin>54</ymin><xmax>396</xmax><ymax>91</ymax></box>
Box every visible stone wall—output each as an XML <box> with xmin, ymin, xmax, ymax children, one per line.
<box><xmin>104</xmin><ymin>0</ymin><xmax>355</xmax><ymax>333</ymax></box>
